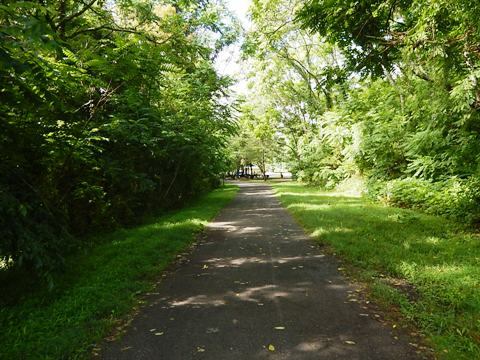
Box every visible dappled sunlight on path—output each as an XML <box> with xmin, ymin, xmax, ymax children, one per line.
<box><xmin>102</xmin><ymin>182</ymin><xmax>424</xmax><ymax>360</ymax></box>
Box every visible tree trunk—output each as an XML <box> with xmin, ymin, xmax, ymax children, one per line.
<box><xmin>58</xmin><ymin>0</ymin><xmax>67</xmax><ymax>39</ymax></box>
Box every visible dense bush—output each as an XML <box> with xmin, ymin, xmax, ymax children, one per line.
<box><xmin>366</xmin><ymin>177</ymin><xmax>480</xmax><ymax>226</ymax></box>
<box><xmin>0</xmin><ymin>1</ymin><xmax>237</xmax><ymax>282</ymax></box>
<box><xmin>296</xmin><ymin>167</ymin><xmax>348</xmax><ymax>190</ymax></box>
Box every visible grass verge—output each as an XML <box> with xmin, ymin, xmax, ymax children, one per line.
<box><xmin>272</xmin><ymin>182</ymin><xmax>480</xmax><ymax>360</ymax></box>
<box><xmin>0</xmin><ymin>185</ymin><xmax>238</xmax><ymax>359</ymax></box>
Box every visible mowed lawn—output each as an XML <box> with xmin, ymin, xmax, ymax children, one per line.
<box><xmin>273</xmin><ymin>182</ymin><xmax>480</xmax><ymax>360</ymax></box>
<box><xmin>0</xmin><ymin>185</ymin><xmax>238</xmax><ymax>359</ymax></box>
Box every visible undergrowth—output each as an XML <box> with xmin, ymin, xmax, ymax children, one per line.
<box><xmin>0</xmin><ymin>185</ymin><xmax>238</xmax><ymax>359</ymax></box>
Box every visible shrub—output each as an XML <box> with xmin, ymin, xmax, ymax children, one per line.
<box><xmin>368</xmin><ymin>177</ymin><xmax>480</xmax><ymax>226</ymax></box>
<box><xmin>297</xmin><ymin>166</ymin><xmax>350</xmax><ymax>189</ymax></box>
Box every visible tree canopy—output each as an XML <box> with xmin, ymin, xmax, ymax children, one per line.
<box><xmin>2</xmin><ymin>0</ymin><xmax>480</xmax><ymax>283</ymax></box>
<box><xmin>0</xmin><ymin>0</ymin><xmax>238</xmax><ymax>282</ymax></box>
<box><xmin>236</xmin><ymin>0</ymin><xmax>480</xmax><ymax>224</ymax></box>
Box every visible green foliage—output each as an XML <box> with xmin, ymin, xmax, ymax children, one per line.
<box><xmin>239</xmin><ymin>0</ymin><xmax>480</xmax><ymax>227</ymax></box>
<box><xmin>0</xmin><ymin>1</ymin><xmax>237</xmax><ymax>281</ymax></box>
<box><xmin>243</xmin><ymin>0</ymin><xmax>353</xmax><ymax>184</ymax></box>
<box><xmin>0</xmin><ymin>185</ymin><xmax>238</xmax><ymax>359</ymax></box>
<box><xmin>274</xmin><ymin>182</ymin><xmax>480</xmax><ymax>360</ymax></box>
<box><xmin>242</xmin><ymin>0</ymin><xmax>480</xmax><ymax>229</ymax></box>
<box><xmin>241</xmin><ymin>2</ymin><xmax>480</xmax><ymax>358</ymax></box>
<box><xmin>348</xmin><ymin>77</ymin><xmax>480</xmax><ymax>182</ymax></box>
<box><xmin>297</xmin><ymin>0</ymin><xmax>406</xmax><ymax>76</ymax></box>
<box><xmin>226</xmin><ymin>101</ymin><xmax>281</xmax><ymax>178</ymax></box>
<box><xmin>298</xmin><ymin>0</ymin><xmax>480</xmax><ymax>83</ymax></box>
<box><xmin>368</xmin><ymin>177</ymin><xmax>480</xmax><ymax>226</ymax></box>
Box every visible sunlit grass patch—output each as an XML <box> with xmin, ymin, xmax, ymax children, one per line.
<box><xmin>0</xmin><ymin>185</ymin><xmax>238</xmax><ymax>359</ymax></box>
<box><xmin>273</xmin><ymin>182</ymin><xmax>480</xmax><ymax>360</ymax></box>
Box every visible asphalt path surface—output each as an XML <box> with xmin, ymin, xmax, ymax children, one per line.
<box><xmin>101</xmin><ymin>182</ymin><xmax>423</xmax><ymax>359</ymax></box>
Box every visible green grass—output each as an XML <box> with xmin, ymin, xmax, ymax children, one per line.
<box><xmin>273</xmin><ymin>182</ymin><xmax>480</xmax><ymax>360</ymax></box>
<box><xmin>0</xmin><ymin>185</ymin><xmax>238</xmax><ymax>359</ymax></box>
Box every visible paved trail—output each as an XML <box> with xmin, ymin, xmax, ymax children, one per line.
<box><xmin>102</xmin><ymin>183</ymin><xmax>422</xmax><ymax>359</ymax></box>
